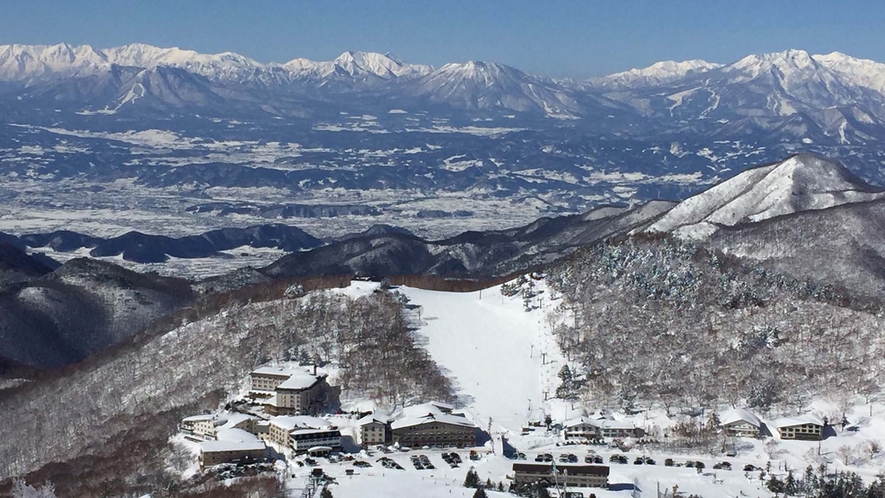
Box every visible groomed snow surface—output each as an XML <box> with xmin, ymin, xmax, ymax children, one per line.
<box><xmin>401</xmin><ymin>282</ymin><xmax>576</xmax><ymax>439</ymax></box>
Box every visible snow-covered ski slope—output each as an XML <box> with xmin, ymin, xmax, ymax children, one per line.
<box><xmin>401</xmin><ymin>281</ymin><xmax>579</xmax><ymax>439</ymax></box>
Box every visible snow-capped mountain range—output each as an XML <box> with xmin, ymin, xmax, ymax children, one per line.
<box><xmin>0</xmin><ymin>43</ymin><xmax>430</xmax><ymax>84</ymax></box>
<box><xmin>2</xmin><ymin>42</ymin><xmax>884</xmax><ymax>127</ymax></box>
<box><xmin>2</xmin><ymin>43</ymin><xmax>885</xmax><ymax>247</ymax></box>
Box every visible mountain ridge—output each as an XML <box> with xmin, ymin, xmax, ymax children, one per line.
<box><xmin>4</xmin><ymin>43</ymin><xmax>885</xmax><ymax>120</ymax></box>
<box><xmin>646</xmin><ymin>153</ymin><xmax>885</xmax><ymax>239</ymax></box>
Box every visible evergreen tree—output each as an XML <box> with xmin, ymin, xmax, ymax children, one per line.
<box><xmin>556</xmin><ymin>365</ymin><xmax>575</xmax><ymax>399</ymax></box>
<box><xmin>767</xmin><ymin>474</ymin><xmax>785</xmax><ymax>494</ymax></box>
<box><xmin>472</xmin><ymin>488</ymin><xmax>488</xmax><ymax>498</ymax></box>
<box><xmin>320</xmin><ymin>488</ymin><xmax>333</xmax><ymax>498</ymax></box>
<box><xmin>784</xmin><ymin>469</ymin><xmax>797</xmax><ymax>496</ymax></box>
<box><xmin>867</xmin><ymin>473</ymin><xmax>885</xmax><ymax>498</ymax></box>
<box><xmin>463</xmin><ymin>468</ymin><xmax>480</xmax><ymax>488</ymax></box>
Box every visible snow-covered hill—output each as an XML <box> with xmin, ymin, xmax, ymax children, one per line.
<box><xmin>646</xmin><ymin>153</ymin><xmax>885</xmax><ymax>239</ymax></box>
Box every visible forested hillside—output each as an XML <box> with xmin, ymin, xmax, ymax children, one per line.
<box><xmin>544</xmin><ymin>236</ymin><xmax>883</xmax><ymax>416</ymax></box>
<box><xmin>0</xmin><ymin>282</ymin><xmax>451</xmax><ymax>497</ymax></box>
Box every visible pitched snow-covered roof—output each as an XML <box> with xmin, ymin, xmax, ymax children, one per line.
<box><xmin>277</xmin><ymin>371</ymin><xmax>323</xmax><ymax>391</ymax></box>
<box><xmin>216</xmin><ymin>413</ymin><xmax>256</xmax><ymax>431</ymax></box>
<box><xmin>598</xmin><ymin>419</ymin><xmax>635</xmax><ymax>430</ymax></box>
<box><xmin>216</xmin><ymin>427</ymin><xmax>260</xmax><ymax>443</ymax></box>
<box><xmin>270</xmin><ymin>415</ymin><xmax>332</xmax><ymax>432</ymax></box>
<box><xmin>200</xmin><ymin>439</ymin><xmax>266</xmax><ymax>453</ymax></box>
<box><xmin>391</xmin><ymin>413</ymin><xmax>475</xmax><ymax>430</ymax></box>
<box><xmin>390</xmin><ymin>402</ymin><xmax>475</xmax><ymax>430</ymax></box>
<box><xmin>356</xmin><ymin>413</ymin><xmax>391</xmax><ymax>426</ymax></box>
<box><xmin>563</xmin><ymin>416</ymin><xmax>634</xmax><ymax>430</ymax></box>
<box><xmin>182</xmin><ymin>414</ymin><xmax>214</xmax><ymax>423</ymax></box>
<box><xmin>721</xmin><ymin>408</ymin><xmax>762</xmax><ymax>428</ymax></box>
<box><xmin>564</xmin><ymin>416</ymin><xmax>594</xmax><ymax>428</ymax></box>
<box><xmin>251</xmin><ymin>366</ymin><xmax>304</xmax><ymax>378</ymax></box>
<box><xmin>774</xmin><ymin>414</ymin><xmax>824</xmax><ymax>428</ymax></box>
<box><xmin>290</xmin><ymin>428</ymin><xmax>340</xmax><ymax>436</ymax></box>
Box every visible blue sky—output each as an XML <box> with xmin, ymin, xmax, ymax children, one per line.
<box><xmin>2</xmin><ymin>0</ymin><xmax>882</xmax><ymax>78</ymax></box>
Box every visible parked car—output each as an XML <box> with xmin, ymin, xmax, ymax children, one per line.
<box><xmin>567</xmin><ymin>454</ymin><xmax>578</xmax><ymax>463</ymax></box>
<box><xmin>353</xmin><ymin>461</ymin><xmax>371</xmax><ymax>468</ymax></box>
<box><xmin>559</xmin><ymin>454</ymin><xmax>570</xmax><ymax>463</ymax></box>
<box><xmin>713</xmin><ymin>462</ymin><xmax>732</xmax><ymax>470</ymax></box>
<box><xmin>633</xmin><ymin>457</ymin><xmax>644</xmax><ymax>465</ymax></box>
<box><xmin>664</xmin><ymin>458</ymin><xmax>675</xmax><ymax>467</ymax></box>
<box><xmin>644</xmin><ymin>457</ymin><xmax>656</xmax><ymax>465</ymax></box>
<box><xmin>743</xmin><ymin>464</ymin><xmax>758</xmax><ymax>472</ymax></box>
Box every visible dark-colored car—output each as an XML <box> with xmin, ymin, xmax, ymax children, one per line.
<box><xmin>664</xmin><ymin>458</ymin><xmax>674</xmax><ymax>467</ymax></box>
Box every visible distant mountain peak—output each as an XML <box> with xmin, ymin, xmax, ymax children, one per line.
<box><xmin>730</xmin><ymin>48</ymin><xmax>821</xmax><ymax>76</ymax></box>
<box><xmin>647</xmin><ymin>154</ymin><xmax>885</xmax><ymax>240</ymax></box>
<box><xmin>410</xmin><ymin>60</ymin><xmax>580</xmax><ymax>115</ymax></box>
<box><xmin>588</xmin><ymin>59</ymin><xmax>722</xmax><ymax>88</ymax></box>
